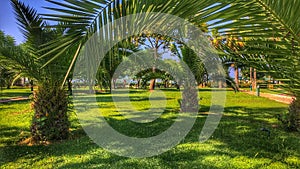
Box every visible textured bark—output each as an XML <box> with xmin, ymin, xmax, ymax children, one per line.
<box><xmin>253</xmin><ymin>68</ymin><xmax>257</xmax><ymax>89</ymax></box>
<box><xmin>150</xmin><ymin>51</ymin><xmax>157</xmax><ymax>91</ymax></box>
<box><xmin>234</xmin><ymin>66</ymin><xmax>239</xmax><ymax>90</ymax></box>
<box><xmin>31</xmin><ymin>84</ymin><xmax>70</xmax><ymax>141</ymax></box>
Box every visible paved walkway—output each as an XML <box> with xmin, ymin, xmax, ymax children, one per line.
<box><xmin>0</xmin><ymin>96</ymin><xmax>30</xmax><ymax>103</ymax></box>
<box><xmin>241</xmin><ymin>90</ymin><xmax>294</xmax><ymax>104</ymax></box>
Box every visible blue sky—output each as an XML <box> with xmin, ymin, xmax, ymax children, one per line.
<box><xmin>0</xmin><ymin>0</ymin><xmax>58</xmax><ymax>44</ymax></box>
<box><xmin>0</xmin><ymin>1</ymin><xmax>228</xmax><ymax>45</ymax></box>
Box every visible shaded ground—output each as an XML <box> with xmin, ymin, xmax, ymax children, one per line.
<box><xmin>0</xmin><ymin>96</ymin><xmax>30</xmax><ymax>103</ymax></box>
<box><xmin>0</xmin><ymin>88</ymin><xmax>31</xmax><ymax>103</ymax></box>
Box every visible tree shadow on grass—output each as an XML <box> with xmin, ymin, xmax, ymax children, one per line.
<box><xmin>185</xmin><ymin>105</ymin><xmax>300</xmax><ymax>167</ymax></box>
<box><xmin>0</xmin><ymin>92</ymin><xmax>32</xmax><ymax>99</ymax></box>
<box><xmin>73</xmin><ymin>94</ymin><xmax>173</xmax><ymax>104</ymax></box>
<box><xmin>2</xmin><ymin>102</ymin><xmax>300</xmax><ymax>168</ymax></box>
<box><xmin>57</xmin><ymin>150</ymin><xmax>219</xmax><ymax>169</ymax></box>
<box><xmin>57</xmin><ymin>105</ymin><xmax>299</xmax><ymax>168</ymax></box>
<box><xmin>0</xmin><ymin>126</ymin><xmax>28</xmax><ymax>146</ymax></box>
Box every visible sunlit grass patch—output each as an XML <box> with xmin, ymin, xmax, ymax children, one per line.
<box><xmin>1</xmin><ymin>89</ymin><xmax>300</xmax><ymax>168</ymax></box>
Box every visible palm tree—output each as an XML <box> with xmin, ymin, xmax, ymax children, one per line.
<box><xmin>7</xmin><ymin>0</ymin><xmax>79</xmax><ymax>142</ymax></box>
<box><xmin>180</xmin><ymin>45</ymin><xmax>206</xmax><ymax>86</ymax></box>
<box><xmin>96</xmin><ymin>41</ymin><xmax>137</xmax><ymax>92</ymax></box>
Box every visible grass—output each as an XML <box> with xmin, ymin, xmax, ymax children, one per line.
<box><xmin>242</xmin><ymin>87</ymin><xmax>292</xmax><ymax>96</ymax></box>
<box><xmin>259</xmin><ymin>88</ymin><xmax>292</xmax><ymax>96</ymax></box>
<box><xmin>0</xmin><ymin>87</ymin><xmax>32</xmax><ymax>100</ymax></box>
<box><xmin>1</xmin><ymin>88</ymin><xmax>300</xmax><ymax>168</ymax></box>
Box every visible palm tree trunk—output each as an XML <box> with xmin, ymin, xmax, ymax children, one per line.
<box><xmin>137</xmin><ymin>79</ymin><xmax>140</xmax><ymax>88</ymax></box>
<box><xmin>149</xmin><ymin>62</ymin><xmax>156</xmax><ymax>90</ymax></box>
<box><xmin>31</xmin><ymin>84</ymin><xmax>70</xmax><ymax>141</ymax></box>
<box><xmin>112</xmin><ymin>78</ymin><xmax>116</xmax><ymax>89</ymax></box>
<box><xmin>250</xmin><ymin>67</ymin><xmax>253</xmax><ymax>84</ymax></box>
<box><xmin>30</xmin><ymin>80</ymin><xmax>34</xmax><ymax>91</ymax></box>
<box><xmin>149</xmin><ymin>47</ymin><xmax>159</xmax><ymax>91</ymax></box>
<box><xmin>253</xmin><ymin>68</ymin><xmax>257</xmax><ymax>89</ymax></box>
<box><xmin>149</xmin><ymin>78</ymin><xmax>156</xmax><ymax>91</ymax></box>
<box><xmin>218</xmin><ymin>81</ymin><xmax>223</xmax><ymax>88</ymax></box>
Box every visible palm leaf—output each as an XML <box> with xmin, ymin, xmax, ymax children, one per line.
<box><xmin>9</xmin><ymin>0</ymin><xmax>78</xmax><ymax>85</ymax></box>
<box><xmin>42</xmin><ymin>0</ymin><xmax>300</xmax><ymax>94</ymax></box>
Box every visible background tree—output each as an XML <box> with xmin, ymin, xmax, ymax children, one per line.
<box><xmin>96</xmin><ymin>41</ymin><xmax>137</xmax><ymax>92</ymax></box>
<box><xmin>0</xmin><ymin>30</ymin><xmax>19</xmax><ymax>89</ymax></box>
<box><xmin>40</xmin><ymin>0</ymin><xmax>300</xmax><ymax>129</ymax></box>
<box><xmin>180</xmin><ymin>45</ymin><xmax>206</xmax><ymax>86</ymax></box>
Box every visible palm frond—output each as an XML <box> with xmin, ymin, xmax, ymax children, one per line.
<box><xmin>11</xmin><ymin>0</ymin><xmax>45</xmax><ymax>49</ymax></box>
<box><xmin>41</xmin><ymin>0</ymin><xmax>300</xmax><ymax>94</ymax></box>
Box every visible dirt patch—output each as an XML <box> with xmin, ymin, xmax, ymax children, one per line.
<box><xmin>242</xmin><ymin>90</ymin><xmax>294</xmax><ymax>104</ymax></box>
<box><xmin>0</xmin><ymin>97</ymin><xmax>30</xmax><ymax>103</ymax></box>
<box><xmin>19</xmin><ymin>137</ymin><xmax>51</xmax><ymax>146</ymax></box>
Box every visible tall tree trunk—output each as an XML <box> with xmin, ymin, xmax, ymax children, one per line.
<box><xmin>137</xmin><ymin>79</ymin><xmax>140</xmax><ymax>89</ymax></box>
<box><xmin>67</xmin><ymin>78</ymin><xmax>72</xmax><ymax>95</ymax></box>
<box><xmin>253</xmin><ymin>68</ymin><xmax>257</xmax><ymax>89</ymax></box>
<box><xmin>31</xmin><ymin>84</ymin><xmax>70</xmax><ymax>141</ymax></box>
<box><xmin>234</xmin><ymin>66</ymin><xmax>239</xmax><ymax>90</ymax></box>
<box><xmin>21</xmin><ymin>77</ymin><xmax>25</xmax><ymax>86</ymax></box>
<box><xmin>30</xmin><ymin>80</ymin><xmax>34</xmax><ymax>91</ymax></box>
<box><xmin>164</xmin><ymin>79</ymin><xmax>168</xmax><ymax>88</ymax></box>
<box><xmin>218</xmin><ymin>80</ymin><xmax>223</xmax><ymax>88</ymax></box>
<box><xmin>123</xmin><ymin>79</ymin><xmax>126</xmax><ymax>88</ymax></box>
<box><xmin>112</xmin><ymin>78</ymin><xmax>116</xmax><ymax>89</ymax></box>
<box><xmin>250</xmin><ymin>67</ymin><xmax>253</xmax><ymax>84</ymax></box>
<box><xmin>88</xmin><ymin>79</ymin><xmax>94</xmax><ymax>94</ymax></box>
<box><xmin>176</xmin><ymin>80</ymin><xmax>181</xmax><ymax>90</ymax></box>
<box><xmin>149</xmin><ymin>48</ymin><xmax>158</xmax><ymax>91</ymax></box>
<box><xmin>149</xmin><ymin>79</ymin><xmax>156</xmax><ymax>90</ymax></box>
<box><xmin>89</xmin><ymin>84</ymin><xmax>93</xmax><ymax>94</ymax></box>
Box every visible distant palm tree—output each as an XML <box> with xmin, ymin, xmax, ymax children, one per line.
<box><xmin>40</xmin><ymin>0</ymin><xmax>299</xmax><ymax>91</ymax></box>
<box><xmin>38</xmin><ymin>0</ymin><xmax>300</xmax><ymax>126</ymax></box>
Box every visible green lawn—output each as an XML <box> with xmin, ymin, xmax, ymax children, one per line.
<box><xmin>1</xmin><ymin>89</ymin><xmax>300</xmax><ymax>168</ymax></box>
<box><xmin>0</xmin><ymin>87</ymin><xmax>32</xmax><ymax>100</ymax></box>
<box><xmin>242</xmin><ymin>87</ymin><xmax>292</xmax><ymax>96</ymax></box>
<box><xmin>259</xmin><ymin>88</ymin><xmax>292</xmax><ymax>96</ymax></box>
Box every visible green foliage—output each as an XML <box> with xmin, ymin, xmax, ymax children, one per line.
<box><xmin>9</xmin><ymin>0</ymin><xmax>75</xmax><ymax>83</ymax></box>
<box><xmin>31</xmin><ymin>84</ymin><xmax>70</xmax><ymax>141</ymax></box>
<box><xmin>181</xmin><ymin>45</ymin><xmax>206</xmax><ymax>85</ymax></box>
<box><xmin>40</xmin><ymin>0</ymin><xmax>300</xmax><ymax>93</ymax></box>
<box><xmin>135</xmin><ymin>68</ymin><xmax>169</xmax><ymax>88</ymax></box>
<box><xmin>0</xmin><ymin>30</ymin><xmax>18</xmax><ymax>89</ymax></box>
<box><xmin>96</xmin><ymin>42</ymin><xmax>137</xmax><ymax>91</ymax></box>
<box><xmin>9</xmin><ymin>0</ymin><xmax>75</xmax><ymax>141</ymax></box>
